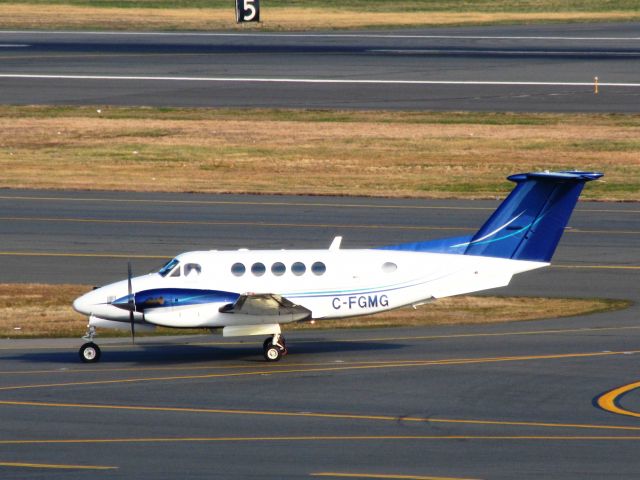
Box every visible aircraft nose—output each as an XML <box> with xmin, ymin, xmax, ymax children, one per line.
<box><xmin>73</xmin><ymin>291</ymin><xmax>94</xmax><ymax>315</ymax></box>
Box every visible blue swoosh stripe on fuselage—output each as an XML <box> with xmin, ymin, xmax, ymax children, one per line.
<box><xmin>128</xmin><ymin>288</ymin><xmax>240</xmax><ymax>311</ymax></box>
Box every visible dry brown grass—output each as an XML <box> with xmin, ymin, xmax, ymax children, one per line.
<box><xmin>0</xmin><ymin>283</ymin><xmax>628</xmax><ymax>338</ymax></box>
<box><xmin>0</xmin><ymin>284</ymin><xmax>90</xmax><ymax>338</ymax></box>
<box><xmin>0</xmin><ymin>5</ymin><xmax>637</xmax><ymax>31</ymax></box>
<box><xmin>288</xmin><ymin>295</ymin><xmax>628</xmax><ymax>330</ymax></box>
<box><xmin>0</xmin><ymin>107</ymin><xmax>637</xmax><ymax>200</ymax></box>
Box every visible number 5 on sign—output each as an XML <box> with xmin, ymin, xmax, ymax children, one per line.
<box><xmin>236</xmin><ymin>0</ymin><xmax>260</xmax><ymax>23</ymax></box>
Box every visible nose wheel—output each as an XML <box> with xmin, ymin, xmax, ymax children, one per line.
<box><xmin>263</xmin><ymin>334</ymin><xmax>287</xmax><ymax>362</ymax></box>
<box><xmin>79</xmin><ymin>342</ymin><xmax>101</xmax><ymax>363</ymax></box>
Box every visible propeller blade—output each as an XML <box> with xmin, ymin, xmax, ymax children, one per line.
<box><xmin>127</xmin><ymin>261</ymin><xmax>132</xmax><ymax>296</ymax></box>
<box><xmin>128</xmin><ymin>261</ymin><xmax>135</xmax><ymax>344</ymax></box>
<box><xmin>130</xmin><ymin>310</ymin><xmax>135</xmax><ymax>344</ymax></box>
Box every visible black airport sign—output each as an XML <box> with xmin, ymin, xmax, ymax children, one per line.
<box><xmin>236</xmin><ymin>0</ymin><xmax>260</xmax><ymax>23</ymax></box>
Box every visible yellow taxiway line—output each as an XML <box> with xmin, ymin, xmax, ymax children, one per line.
<box><xmin>553</xmin><ymin>264</ymin><xmax>640</xmax><ymax>270</ymax></box>
<box><xmin>0</xmin><ymin>332</ymin><xmax>636</xmax><ymax>373</ymax></box>
<box><xmin>2</xmin><ymin>194</ymin><xmax>639</xmax><ymax>215</ymax></box>
<box><xmin>597</xmin><ymin>381</ymin><xmax>640</xmax><ymax>418</ymax></box>
<box><xmin>0</xmin><ymin>251</ymin><xmax>167</xmax><ymax>259</ymax></box>
<box><xmin>3</xmin><ymin>397</ymin><xmax>640</xmax><ymax>432</ymax></box>
<box><xmin>0</xmin><ymin>350</ymin><xmax>637</xmax><ymax>392</ymax></box>
<box><xmin>2</xmin><ymin>215</ymin><xmax>640</xmax><ymax>236</ymax></box>
<box><xmin>0</xmin><ymin>195</ymin><xmax>494</xmax><ymax>211</ymax></box>
<box><xmin>311</xmin><ymin>473</ymin><xmax>480</xmax><ymax>480</ymax></box>
<box><xmin>0</xmin><ymin>250</ymin><xmax>636</xmax><ymax>270</ymax></box>
<box><xmin>1</xmin><ymin>435</ymin><xmax>640</xmax><ymax>446</ymax></box>
<box><xmin>322</xmin><ymin>326</ymin><xmax>640</xmax><ymax>344</ymax></box>
<box><xmin>0</xmin><ymin>460</ymin><xmax>116</xmax><ymax>470</ymax></box>
<box><xmin>0</xmin><ymin>325</ymin><xmax>637</xmax><ymax>355</ymax></box>
<box><xmin>0</xmin><ymin>216</ymin><xmax>473</xmax><ymax>232</ymax></box>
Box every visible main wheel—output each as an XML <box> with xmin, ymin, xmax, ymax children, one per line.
<box><xmin>264</xmin><ymin>344</ymin><xmax>283</xmax><ymax>362</ymax></box>
<box><xmin>79</xmin><ymin>342</ymin><xmax>101</xmax><ymax>363</ymax></box>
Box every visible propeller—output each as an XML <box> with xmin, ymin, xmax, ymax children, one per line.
<box><xmin>127</xmin><ymin>260</ymin><xmax>135</xmax><ymax>344</ymax></box>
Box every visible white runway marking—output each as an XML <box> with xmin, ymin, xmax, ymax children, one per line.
<box><xmin>0</xmin><ymin>73</ymin><xmax>638</xmax><ymax>88</ymax></box>
<box><xmin>0</xmin><ymin>44</ymin><xmax>29</xmax><ymax>48</ymax></box>
<box><xmin>371</xmin><ymin>49</ymin><xmax>640</xmax><ymax>57</ymax></box>
<box><xmin>1</xmin><ymin>30</ymin><xmax>639</xmax><ymax>41</ymax></box>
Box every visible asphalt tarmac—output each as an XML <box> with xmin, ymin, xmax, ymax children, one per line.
<box><xmin>0</xmin><ymin>189</ymin><xmax>639</xmax><ymax>479</ymax></box>
<box><xmin>1</xmin><ymin>23</ymin><xmax>640</xmax><ymax>111</ymax></box>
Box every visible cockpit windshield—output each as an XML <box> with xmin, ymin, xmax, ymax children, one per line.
<box><xmin>158</xmin><ymin>258</ymin><xmax>180</xmax><ymax>277</ymax></box>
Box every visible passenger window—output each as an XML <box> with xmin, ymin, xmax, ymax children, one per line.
<box><xmin>291</xmin><ymin>262</ymin><xmax>306</xmax><ymax>276</ymax></box>
<box><xmin>184</xmin><ymin>263</ymin><xmax>202</xmax><ymax>276</ymax></box>
<box><xmin>271</xmin><ymin>262</ymin><xmax>286</xmax><ymax>276</ymax></box>
<box><xmin>311</xmin><ymin>261</ymin><xmax>326</xmax><ymax>275</ymax></box>
<box><xmin>251</xmin><ymin>262</ymin><xmax>266</xmax><ymax>277</ymax></box>
<box><xmin>231</xmin><ymin>263</ymin><xmax>246</xmax><ymax>277</ymax></box>
<box><xmin>382</xmin><ymin>262</ymin><xmax>397</xmax><ymax>273</ymax></box>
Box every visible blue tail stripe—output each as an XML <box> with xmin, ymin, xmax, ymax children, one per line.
<box><xmin>461</xmin><ymin>215</ymin><xmax>544</xmax><ymax>248</ymax></box>
<box><xmin>376</xmin><ymin>170</ymin><xmax>602</xmax><ymax>262</ymax></box>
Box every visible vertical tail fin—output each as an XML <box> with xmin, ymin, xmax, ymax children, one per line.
<box><xmin>462</xmin><ymin>171</ymin><xmax>602</xmax><ymax>262</ymax></box>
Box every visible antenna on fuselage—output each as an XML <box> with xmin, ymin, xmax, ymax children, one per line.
<box><xmin>329</xmin><ymin>236</ymin><xmax>342</xmax><ymax>251</ymax></box>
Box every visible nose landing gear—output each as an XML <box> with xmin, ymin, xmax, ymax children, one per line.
<box><xmin>79</xmin><ymin>342</ymin><xmax>101</xmax><ymax>363</ymax></box>
<box><xmin>79</xmin><ymin>324</ymin><xmax>101</xmax><ymax>363</ymax></box>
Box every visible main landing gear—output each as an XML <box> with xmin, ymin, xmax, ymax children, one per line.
<box><xmin>77</xmin><ymin>325</ymin><xmax>287</xmax><ymax>363</ymax></box>
<box><xmin>79</xmin><ymin>325</ymin><xmax>101</xmax><ymax>363</ymax></box>
<box><xmin>263</xmin><ymin>333</ymin><xmax>287</xmax><ymax>362</ymax></box>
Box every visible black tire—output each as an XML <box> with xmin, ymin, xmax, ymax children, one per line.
<box><xmin>264</xmin><ymin>344</ymin><xmax>282</xmax><ymax>362</ymax></box>
<box><xmin>79</xmin><ymin>342</ymin><xmax>101</xmax><ymax>363</ymax></box>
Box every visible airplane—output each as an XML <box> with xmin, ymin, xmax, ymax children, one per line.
<box><xmin>72</xmin><ymin>170</ymin><xmax>602</xmax><ymax>363</ymax></box>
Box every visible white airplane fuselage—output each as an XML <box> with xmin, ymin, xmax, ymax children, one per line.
<box><xmin>71</xmin><ymin>170</ymin><xmax>603</xmax><ymax>363</ymax></box>
<box><xmin>74</xmin><ymin>248</ymin><xmax>546</xmax><ymax>329</ymax></box>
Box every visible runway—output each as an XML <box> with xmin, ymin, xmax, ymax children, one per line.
<box><xmin>0</xmin><ymin>189</ymin><xmax>639</xmax><ymax>478</ymax></box>
<box><xmin>2</xmin><ymin>19</ymin><xmax>639</xmax><ymax>477</ymax></box>
<box><xmin>1</xmin><ymin>23</ymin><xmax>640</xmax><ymax>111</ymax></box>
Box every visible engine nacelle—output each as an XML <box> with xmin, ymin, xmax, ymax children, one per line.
<box><xmin>89</xmin><ymin>315</ymin><xmax>156</xmax><ymax>332</ymax></box>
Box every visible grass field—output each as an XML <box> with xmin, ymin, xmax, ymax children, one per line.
<box><xmin>0</xmin><ymin>283</ymin><xmax>628</xmax><ymax>338</ymax></box>
<box><xmin>0</xmin><ymin>0</ymin><xmax>638</xmax><ymax>31</ymax></box>
<box><xmin>3</xmin><ymin>1</ymin><xmax>639</xmax><ymax>10</ymax></box>
<box><xmin>0</xmin><ymin>106</ymin><xmax>637</xmax><ymax>201</ymax></box>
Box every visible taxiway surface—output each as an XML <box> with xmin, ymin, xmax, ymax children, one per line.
<box><xmin>0</xmin><ymin>188</ymin><xmax>638</xmax><ymax>297</ymax></box>
<box><xmin>0</xmin><ymin>190</ymin><xmax>639</xmax><ymax>478</ymax></box>
<box><xmin>1</xmin><ymin>23</ymin><xmax>640</xmax><ymax>111</ymax></box>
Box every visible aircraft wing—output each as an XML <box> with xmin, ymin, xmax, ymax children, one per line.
<box><xmin>219</xmin><ymin>293</ymin><xmax>312</xmax><ymax>321</ymax></box>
